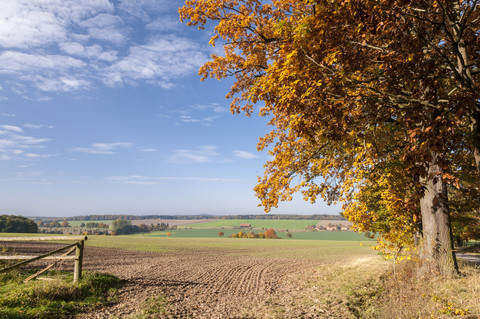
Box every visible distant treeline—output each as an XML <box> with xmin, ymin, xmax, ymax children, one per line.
<box><xmin>33</xmin><ymin>214</ymin><xmax>345</xmax><ymax>222</ymax></box>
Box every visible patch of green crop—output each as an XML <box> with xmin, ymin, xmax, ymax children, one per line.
<box><xmin>182</xmin><ymin>219</ymin><xmax>320</xmax><ymax>230</ymax></box>
<box><xmin>85</xmin><ymin>234</ymin><xmax>377</xmax><ymax>260</ymax></box>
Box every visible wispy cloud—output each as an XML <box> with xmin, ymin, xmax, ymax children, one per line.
<box><xmin>146</xmin><ymin>15</ymin><xmax>182</xmax><ymax>32</ymax></box>
<box><xmin>233</xmin><ymin>150</ymin><xmax>258</xmax><ymax>160</ymax></box>
<box><xmin>0</xmin><ymin>125</ymin><xmax>50</xmax><ymax>160</ymax></box>
<box><xmin>72</xmin><ymin>142</ymin><xmax>132</xmax><ymax>154</ymax></box>
<box><xmin>158</xmin><ymin>103</ymin><xmax>227</xmax><ymax>126</ymax></box>
<box><xmin>2</xmin><ymin>171</ymin><xmax>51</xmax><ymax>185</ymax></box>
<box><xmin>23</xmin><ymin>123</ymin><xmax>54</xmax><ymax>129</ymax></box>
<box><xmin>167</xmin><ymin>145</ymin><xmax>219</xmax><ymax>163</ymax></box>
<box><xmin>0</xmin><ymin>125</ymin><xmax>23</xmax><ymax>133</ymax></box>
<box><xmin>0</xmin><ymin>113</ymin><xmax>15</xmax><ymax>117</ymax></box>
<box><xmin>105</xmin><ymin>174</ymin><xmax>240</xmax><ymax>185</ymax></box>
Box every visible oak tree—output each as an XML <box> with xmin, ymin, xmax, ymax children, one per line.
<box><xmin>180</xmin><ymin>0</ymin><xmax>480</xmax><ymax>275</ymax></box>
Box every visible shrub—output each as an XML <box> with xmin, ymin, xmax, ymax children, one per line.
<box><xmin>218</xmin><ymin>231</ymin><xmax>224</xmax><ymax>237</ymax></box>
<box><xmin>264</xmin><ymin>228</ymin><xmax>278</xmax><ymax>239</ymax></box>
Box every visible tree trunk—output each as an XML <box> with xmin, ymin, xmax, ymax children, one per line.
<box><xmin>419</xmin><ymin>152</ymin><xmax>458</xmax><ymax>276</ymax></box>
<box><xmin>471</xmin><ymin>109</ymin><xmax>480</xmax><ymax>178</ymax></box>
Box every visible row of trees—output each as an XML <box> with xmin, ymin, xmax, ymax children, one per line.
<box><xmin>0</xmin><ymin>215</ymin><xmax>38</xmax><ymax>233</ymax></box>
<box><xmin>110</xmin><ymin>220</ymin><xmax>175</xmax><ymax>235</ymax></box>
<box><xmin>180</xmin><ymin>0</ymin><xmax>480</xmax><ymax>274</ymax></box>
<box><xmin>41</xmin><ymin>214</ymin><xmax>346</xmax><ymax>222</ymax></box>
<box><xmin>227</xmin><ymin>228</ymin><xmax>280</xmax><ymax>239</ymax></box>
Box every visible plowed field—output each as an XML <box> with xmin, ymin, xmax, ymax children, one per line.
<box><xmin>2</xmin><ymin>240</ymin><xmax>377</xmax><ymax>318</ymax></box>
<box><xmin>80</xmin><ymin>247</ymin><xmax>334</xmax><ymax>318</ymax></box>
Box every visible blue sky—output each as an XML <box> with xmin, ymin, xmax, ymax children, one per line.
<box><xmin>0</xmin><ymin>0</ymin><xmax>341</xmax><ymax>217</ymax></box>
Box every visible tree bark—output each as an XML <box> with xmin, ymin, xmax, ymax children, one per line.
<box><xmin>471</xmin><ymin>109</ymin><xmax>480</xmax><ymax>178</ymax></box>
<box><xmin>419</xmin><ymin>152</ymin><xmax>458</xmax><ymax>276</ymax></box>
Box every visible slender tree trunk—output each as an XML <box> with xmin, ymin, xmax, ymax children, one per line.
<box><xmin>419</xmin><ymin>152</ymin><xmax>458</xmax><ymax>276</ymax></box>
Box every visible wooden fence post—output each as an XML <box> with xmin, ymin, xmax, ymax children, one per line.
<box><xmin>73</xmin><ymin>239</ymin><xmax>84</xmax><ymax>282</ymax></box>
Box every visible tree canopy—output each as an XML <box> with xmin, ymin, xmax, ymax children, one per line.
<box><xmin>0</xmin><ymin>214</ymin><xmax>38</xmax><ymax>233</ymax></box>
<box><xmin>180</xmin><ymin>0</ymin><xmax>480</xmax><ymax>275</ymax></box>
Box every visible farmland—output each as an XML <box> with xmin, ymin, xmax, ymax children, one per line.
<box><xmin>180</xmin><ymin>219</ymin><xmax>322</xmax><ymax>230</ymax></box>
<box><xmin>80</xmin><ymin>234</ymin><xmax>383</xmax><ymax>318</ymax></box>
<box><xmin>2</xmin><ymin>232</ymin><xmax>480</xmax><ymax>318</ymax></box>
<box><xmin>144</xmin><ymin>228</ymin><xmax>368</xmax><ymax>241</ymax></box>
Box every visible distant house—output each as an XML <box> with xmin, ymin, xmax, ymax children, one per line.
<box><xmin>239</xmin><ymin>223</ymin><xmax>251</xmax><ymax>228</ymax></box>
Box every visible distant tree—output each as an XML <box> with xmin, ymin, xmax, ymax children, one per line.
<box><xmin>218</xmin><ymin>231</ymin><xmax>224</xmax><ymax>237</ymax></box>
<box><xmin>264</xmin><ymin>229</ymin><xmax>278</xmax><ymax>239</ymax></box>
<box><xmin>0</xmin><ymin>215</ymin><xmax>38</xmax><ymax>233</ymax></box>
<box><xmin>61</xmin><ymin>221</ymin><xmax>70</xmax><ymax>227</ymax></box>
<box><xmin>48</xmin><ymin>221</ymin><xmax>61</xmax><ymax>228</ymax></box>
<box><xmin>111</xmin><ymin>219</ymin><xmax>130</xmax><ymax>231</ymax></box>
<box><xmin>286</xmin><ymin>233</ymin><xmax>292</xmax><ymax>239</ymax></box>
<box><xmin>110</xmin><ymin>219</ymin><xmax>140</xmax><ymax>235</ymax></box>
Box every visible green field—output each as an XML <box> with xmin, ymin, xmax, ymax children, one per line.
<box><xmin>83</xmin><ymin>235</ymin><xmax>375</xmax><ymax>260</ymax></box>
<box><xmin>182</xmin><ymin>219</ymin><xmax>323</xmax><ymax>230</ymax></box>
<box><xmin>144</xmin><ymin>228</ymin><xmax>371</xmax><ymax>241</ymax></box>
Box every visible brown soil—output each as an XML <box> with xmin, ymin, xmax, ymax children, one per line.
<box><xmin>2</xmin><ymin>242</ymin><xmax>341</xmax><ymax>318</ymax></box>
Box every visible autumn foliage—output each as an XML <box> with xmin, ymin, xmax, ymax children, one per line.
<box><xmin>228</xmin><ymin>228</ymin><xmax>279</xmax><ymax>239</ymax></box>
<box><xmin>180</xmin><ymin>0</ymin><xmax>480</xmax><ymax>274</ymax></box>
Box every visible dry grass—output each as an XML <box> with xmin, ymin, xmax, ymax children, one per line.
<box><xmin>374</xmin><ymin>258</ymin><xmax>480</xmax><ymax>318</ymax></box>
<box><xmin>268</xmin><ymin>255</ymin><xmax>480</xmax><ymax>318</ymax></box>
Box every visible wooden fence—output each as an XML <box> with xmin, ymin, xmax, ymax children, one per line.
<box><xmin>0</xmin><ymin>236</ymin><xmax>87</xmax><ymax>282</ymax></box>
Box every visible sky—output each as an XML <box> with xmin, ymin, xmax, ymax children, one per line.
<box><xmin>0</xmin><ymin>0</ymin><xmax>342</xmax><ymax>217</ymax></box>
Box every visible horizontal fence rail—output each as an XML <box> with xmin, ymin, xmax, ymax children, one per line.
<box><xmin>0</xmin><ymin>236</ymin><xmax>87</xmax><ymax>282</ymax></box>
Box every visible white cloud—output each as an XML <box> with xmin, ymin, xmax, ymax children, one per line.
<box><xmin>105</xmin><ymin>174</ymin><xmax>240</xmax><ymax>184</ymax></box>
<box><xmin>59</xmin><ymin>42</ymin><xmax>103</xmax><ymax>59</ymax></box>
<box><xmin>72</xmin><ymin>142</ymin><xmax>133</xmax><ymax>154</ymax></box>
<box><xmin>0</xmin><ymin>1</ymin><xmax>206</xmax><ymax>96</ymax></box>
<box><xmin>159</xmin><ymin>103</ymin><xmax>226</xmax><ymax>126</ymax></box>
<box><xmin>23</xmin><ymin>124</ymin><xmax>54</xmax><ymax>129</ymax></box>
<box><xmin>233</xmin><ymin>150</ymin><xmax>258</xmax><ymax>160</ymax></box>
<box><xmin>0</xmin><ymin>113</ymin><xmax>15</xmax><ymax>117</ymax></box>
<box><xmin>140</xmin><ymin>148</ymin><xmax>158</xmax><ymax>152</ymax></box>
<box><xmin>146</xmin><ymin>16</ymin><xmax>181</xmax><ymax>32</ymax></box>
<box><xmin>167</xmin><ymin>145</ymin><xmax>219</xmax><ymax>163</ymax></box>
<box><xmin>103</xmin><ymin>36</ymin><xmax>206</xmax><ymax>88</ymax></box>
<box><xmin>0</xmin><ymin>126</ymin><xmax>50</xmax><ymax>160</ymax></box>
<box><xmin>193</xmin><ymin>103</ymin><xmax>226</xmax><ymax>113</ymax></box>
<box><xmin>0</xmin><ymin>125</ymin><xmax>23</xmax><ymax>133</ymax></box>
<box><xmin>0</xmin><ymin>0</ymin><xmax>114</xmax><ymax>49</ymax></box>
<box><xmin>0</xmin><ymin>51</ymin><xmax>86</xmax><ymax>74</ymax></box>
<box><xmin>79</xmin><ymin>13</ymin><xmax>127</xmax><ymax>45</ymax></box>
